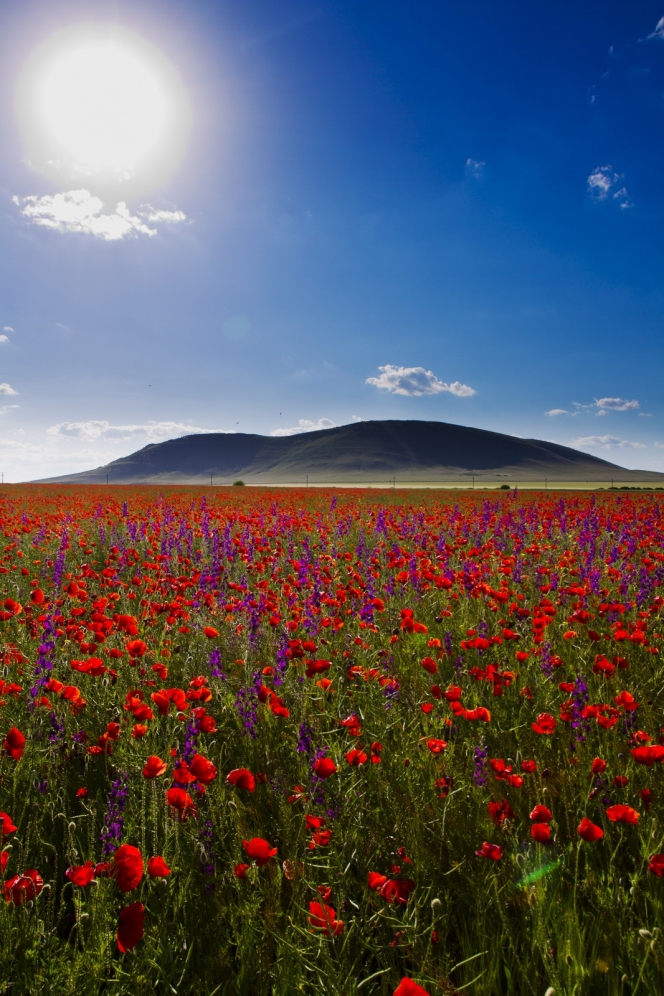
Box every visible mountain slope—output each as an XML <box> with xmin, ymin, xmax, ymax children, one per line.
<box><xmin>35</xmin><ymin>419</ymin><xmax>657</xmax><ymax>485</ymax></box>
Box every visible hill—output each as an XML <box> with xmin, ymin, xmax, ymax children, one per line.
<box><xmin>34</xmin><ymin>419</ymin><xmax>662</xmax><ymax>485</ymax></box>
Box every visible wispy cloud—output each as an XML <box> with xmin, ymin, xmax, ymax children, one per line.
<box><xmin>47</xmin><ymin>420</ymin><xmax>225</xmax><ymax>442</ymax></box>
<box><xmin>0</xmin><ymin>383</ymin><xmax>18</xmax><ymax>396</ymax></box>
<box><xmin>572</xmin><ymin>434</ymin><xmax>645</xmax><ymax>450</ymax></box>
<box><xmin>270</xmin><ymin>418</ymin><xmax>335</xmax><ymax>437</ymax></box>
<box><xmin>545</xmin><ymin>408</ymin><xmax>568</xmax><ymax>416</ymax></box>
<box><xmin>0</xmin><ymin>336</ymin><xmax>9</xmax><ymax>344</ymax></box>
<box><xmin>465</xmin><ymin>158</ymin><xmax>486</xmax><ymax>178</ymax></box>
<box><xmin>366</xmin><ymin>364</ymin><xmax>475</xmax><ymax>397</ymax></box>
<box><xmin>3</xmin><ymin>327</ymin><xmax>14</xmax><ymax>333</ymax></box>
<box><xmin>645</xmin><ymin>17</ymin><xmax>664</xmax><ymax>41</ymax></box>
<box><xmin>587</xmin><ymin>166</ymin><xmax>632</xmax><ymax>208</ymax></box>
<box><xmin>13</xmin><ymin>190</ymin><xmax>187</xmax><ymax>241</ymax></box>
<box><xmin>570</xmin><ymin>397</ymin><xmax>640</xmax><ymax>416</ymax></box>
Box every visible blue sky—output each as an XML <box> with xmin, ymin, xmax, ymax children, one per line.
<box><xmin>1</xmin><ymin>0</ymin><xmax>664</xmax><ymax>479</ymax></box>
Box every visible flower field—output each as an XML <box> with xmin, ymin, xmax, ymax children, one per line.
<box><xmin>0</xmin><ymin>485</ymin><xmax>663</xmax><ymax>996</ymax></box>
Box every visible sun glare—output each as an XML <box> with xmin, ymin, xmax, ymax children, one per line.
<box><xmin>18</xmin><ymin>25</ymin><xmax>190</xmax><ymax>193</ymax></box>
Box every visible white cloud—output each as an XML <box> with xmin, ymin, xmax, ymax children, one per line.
<box><xmin>0</xmin><ymin>383</ymin><xmax>17</xmax><ymax>396</ymax></box>
<box><xmin>594</xmin><ymin>397</ymin><xmax>639</xmax><ymax>411</ymax></box>
<box><xmin>0</xmin><ymin>336</ymin><xmax>8</xmax><ymax>344</ymax></box>
<box><xmin>572</xmin><ymin>434</ymin><xmax>645</xmax><ymax>450</ymax></box>
<box><xmin>366</xmin><ymin>364</ymin><xmax>475</xmax><ymax>397</ymax></box>
<box><xmin>13</xmin><ymin>190</ymin><xmax>187</xmax><ymax>241</ymax></box>
<box><xmin>3</xmin><ymin>327</ymin><xmax>14</xmax><ymax>333</ymax></box>
<box><xmin>587</xmin><ymin>167</ymin><xmax>632</xmax><ymax>208</ymax></box>
<box><xmin>270</xmin><ymin>418</ymin><xmax>336</xmax><ymax>437</ymax></box>
<box><xmin>351</xmin><ymin>415</ymin><xmax>364</xmax><ymax>422</ymax></box>
<box><xmin>465</xmin><ymin>158</ymin><xmax>486</xmax><ymax>178</ymax></box>
<box><xmin>646</xmin><ymin>17</ymin><xmax>664</xmax><ymax>40</ymax></box>
<box><xmin>139</xmin><ymin>205</ymin><xmax>187</xmax><ymax>224</ymax></box>
<box><xmin>0</xmin><ymin>406</ymin><xmax>18</xmax><ymax>414</ymax></box>
<box><xmin>545</xmin><ymin>408</ymin><xmax>568</xmax><ymax>416</ymax></box>
<box><xmin>47</xmin><ymin>420</ymin><xmax>227</xmax><ymax>443</ymax></box>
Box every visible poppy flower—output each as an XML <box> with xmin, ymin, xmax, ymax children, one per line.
<box><xmin>3</xmin><ymin>727</ymin><xmax>25</xmax><ymax>760</ymax></box>
<box><xmin>380</xmin><ymin>878</ymin><xmax>415</xmax><ymax>905</ymax></box>
<box><xmin>426</xmin><ymin>739</ymin><xmax>447</xmax><ymax>754</ymax></box>
<box><xmin>111</xmin><ymin>844</ymin><xmax>144</xmax><ymax>892</ymax></box>
<box><xmin>648</xmin><ymin>854</ymin><xmax>664</xmax><ymax>877</ymax></box>
<box><xmin>203</xmin><ymin>626</ymin><xmax>219</xmax><ymax>639</ymax></box>
<box><xmin>189</xmin><ymin>753</ymin><xmax>217</xmax><ymax>785</ymax></box>
<box><xmin>0</xmin><ymin>812</ymin><xmax>17</xmax><ymax>836</ymax></box>
<box><xmin>305</xmin><ymin>815</ymin><xmax>325</xmax><ymax>830</ymax></box>
<box><xmin>529</xmin><ymin>805</ymin><xmax>552</xmax><ymax>824</ymax></box>
<box><xmin>242</xmin><ymin>837</ymin><xmax>277</xmax><ymax>866</ymax></box>
<box><xmin>475</xmin><ymin>842</ymin><xmax>502</xmax><ymax>860</ymax></box>
<box><xmin>532</xmin><ymin>713</ymin><xmax>556</xmax><ymax>735</ymax></box>
<box><xmin>226</xmin><ymin>768</ymin><xmax>256</xmax><ymax>792</ymax></box>
<box><xmin>313</xmin><ymin>757</ymin><xmax>337</xmax><ymax>779</ymax></box>
<box><xmin>3</xmin><ymin>869</ymin><xmax>43</xmax><ymax>906</ymax></box>
<box><xmin>578</xmin><ymin>817</ymin><xmax>603</xmax><ymax>842</ymax></box>
<box><xmin>132</xmin><ymin>724</ymin><xmax>148</xmax><ymax>738</ymax></box>
<box><xmin>65</xmin><ymin>860</ymin><xmax>95</xmax><ymax>886</ymax></box>
<box><xmin>234</xmin><ymin>863</ymin><xmax>250</xmax><ymax>879</ymax></box>
<box><xmin>309</xmin><ymin>829</ymin><xmax>332</xmax><ymax>848</ymax></box>
<box><xmin>117</xmin><ymin>902</ymin><xmax>145</xmax><ymax>953</ymax></box>
<box><xmin>521</xmin><ymin>760</ymin><xmax>537</xmax><ymax>773</ymax></box>
<box><xmin>393</xmin><ymin>980</ymin><xmax>431</xmax><ymax>996</ymax></box>
<box><xmin>166</xmin><ymin>787</ymin><xmax>195</xmax><ymax>816</ymax></box>
<box><xmin>488</xmin><ymin>800</ymin><xmax>514</xmax><ymax>825</ymax></box>
<box><xmin>142</xmin><ymin>755</ymin><xmax>167</xmax><ymax>779</ymax></box>
<box><xmin>630</xmin><ymin>745</ymin><xmax>664</xmax><ymax>766</ymax></box>
<box><xmin>147</xmin><ymin>856</ymin><xmax>171</xmax><ymax>878</ymax></box>
<box><xmin>307</xmin><ymin>901</ymin><xmax>343</xmax><ymax>937</ymax></box>
<box><xmin>126</xmin><ymin>640</ymin><xmax>148</xmax><ymax>658</ymax></box>
<box><xmin>346</xmin><ymin>749</ymin><xmax>368</xmax><ymax>766</ymax></box>
<box><xmin>420</xmin><ymin>657</ymin><xmax>437</xmax><ymax>675</ymax></box>
<box><xmin>591</xmin><ymin>758</ymin><xmax>607</xmax><ymax>775</ymax></box>
<box><xmin>368</xmin><ymin>871</ymin><xmax>388</xmax><ymax>891</ymax></box>
<box><xmin>605</xmin><ymin>804</ymin><xmax>639</xmax><ymax>825</ymax></box>
<box><xmin>0</xmin><ymin>851</ymin><xmax>8</xmax><ymax>873</ymax></box>
<box><xmin>531</xmin><ymin>823</ymin><xmax>551</xmax><ymax>844</ymax></box>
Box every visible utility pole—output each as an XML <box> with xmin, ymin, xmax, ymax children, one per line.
<box><xmin>472</xmin><ymin>475</ymin><xmax>475</xmax><ymax>490</ymax></box>
<box><xmin>306</xmin><ymin>474</ymin><xmax>309</xmax><ymax>488</ymax></box>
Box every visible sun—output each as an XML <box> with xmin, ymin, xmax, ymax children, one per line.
<box><xmin>17</xmin><ymin>25</ymin><xmax>190</xmax><ymax>193</ymax></box>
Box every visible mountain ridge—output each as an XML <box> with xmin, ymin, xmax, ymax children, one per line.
<box><xmin>34</xmin><ymin>419</ymin><xmax>662</xmax><ymax>485</ymax></box>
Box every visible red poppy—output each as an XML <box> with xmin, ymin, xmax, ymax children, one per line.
<box><xmin>393</xmin><ymin>980</ymin><xmax>431</xmax><ymax>996</ymax></box>
<box><xmin>126</xmin><ymin>639</ymin><xmax>148</xmax><ymax>658</ymax></box>
<box><xmin>380</xmin><ymin>878</ymin><xmax>415</xmax><ymax>905</ymax></box>
<box><xmin>3</xmin><ymin>727</ymin><xmax>25</xmax><ymax>760</ymax></box>
<box><xmin>532</xmin><ymin>713</ymin><xmax>556</xmax><ymax>735</ymax></box>
<box><xmin>305</xmin><ymin>815</ymin><xmax>325</xmax><ymax>830</ymax></box>
<box><xmin>0</xmin><ymin>851</ymin><xmax>8</xmax><ymax>873</ymax></box>
<box><xmin>591</xmin><ymin>758</ymin><xmax>607</xmax><ymax>775</ymax></box>
<box><xmin>368</xmin><ymin>871</ymin><xmax>388</xmax><ymax>891</ymax></box>
<box><xmin>630</xmin><ymin>745</ymin><xmax>664</xmax><ymax>766</ymax></box>
<box><xmin>313</xmin><ymin>757</ymin><xmax>337</xmax><ymax>779</ymax></box>
<box><xmin>226</xmin><ymin>768</ymin><xmax>256</xmax><ymax>792</ymax></box>
<box><xmin>578</xmin><ymin>819</ymin><xmax>604</xmax><ymax>843</ymax></box>
<box><xmin>529</xmin><ymin>805</ymin><xmax>552</xmax><ymax>824</ymax></box>
<box><xmin>420</xmin><ymin>657</ymin><xmax>437</xmax><ymax>674</ymax></box>
<box><xmin>234</xmin><ymin>863</ymin><xmax>250</xmax><ymax>879</ymax></box>
<box><xmin>142</xmin><ymin>755</ymin><xmax>167</xmax><ymax>779</ymax></box>
<box><xmin>531</xmin><ymin>823</ymin><xmax>551</xmax><ymax>843</ymax></box>
<box><xmin>346</xmin><ymin>749</ymin><xmax>368</xmax><ymax>766</ymax></box>
<box><xmin>0</xmin><ymin>812</ymin><xmax>17</xmax><ymax>836</ymax></box>
<box><xmin>521</xmin><ymin>760</ymin><xmax>537</xmax><ymax>773</ymax></box>
<box><xmin>132</xmin><ymin>724</ymin><xmax>148</xmax><ymax>738</ymax></box>
<box><xmin>242</xmin><ymin>837</ymin><xmax>277</xmax><ymax>866</ymax></box>
<box><xmin>475</xmin><ymin>842</ymin><xmax>502</xmax><ymax>860</ymax></box>
<box><xmin>203</xmin><ymin>626</ymin><xmax>219</xmax><ymax>638</ymax></box>
<box><xmin>648</xmin><ymin>854</ymin><xmax>664</xmax><ymax>877</ymax></box>
<box><xmin>3</xmin><ymin>869</ymin><xmax>43</xmax><ymax>905</ymax></box>
<box><xmin>426</xmin><ymin>738</ymin><xmax>447</xmax><ymax>754</ymax></box>
<box><xmin>111</xmin><ymin>844</ymin><xmax>144</xmax><ymax>892</ymax></box>
<box><xmin>308</xmin><ymin>901</ymin><xmax>343</xmax><ymax>937</ymax></box>
<box><xmin>117</xmin><ymin>902</ymin><xmax>145</xmax><ymax>953</ymax></box>
<box><xmin>147</xmin><ymin>856</ymin><xmax>171</xmax><ymax>878</ymax></box>
<box><xmin>488</xmin><ymin>800</ymin><xmax>514</xmax><ymax>825</ymax></box>
<box><xmin>189</xmin><ymin>753</ymin><xmax>217</xmax><ymax>785</ymax></box>
<box><xmin>65</xmin><ymin>861</ymin><xmax>96</xmax><ymax>886</ymax></box>
<box><xmin>605</xmin><ymin>804</ymin><xmax>639</xmax><ymax>825</ymax></box>
<box><xmin>166</xmin><ymin>787</ymin><xmax>195</xmax><ymax>816</ymax></box>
